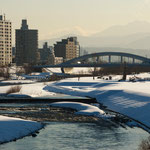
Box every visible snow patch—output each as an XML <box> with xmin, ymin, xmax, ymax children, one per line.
<box><xmin>0</xmin><ymin>115</ymin><xmax>42</xmax><ymax>144</ymax></box>
<box><xmin>50</xmin><ymin>101</ymin><xmax>105</xmax><ymax>118</ymax></box>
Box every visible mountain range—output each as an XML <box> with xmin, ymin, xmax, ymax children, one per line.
<box><xmin>39</xmin><ymin>21</ymin><xmax>150</xmax><ymax>50</ymax></box>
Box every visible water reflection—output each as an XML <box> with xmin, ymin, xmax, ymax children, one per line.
<box><xmin>0</xmin><ymin>122</ymin><xmax>148</xmax><ymax>150</ymax></box>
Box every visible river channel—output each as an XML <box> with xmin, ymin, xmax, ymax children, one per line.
<box><xmin>0</xmin><ymin>122</ymin><xmax>149</xmax><ymax>150</ymax></box>
<box><xmin>0</xmin><ymin>94</ymin><xmax>149</xmax><ymax>150</ymax></box>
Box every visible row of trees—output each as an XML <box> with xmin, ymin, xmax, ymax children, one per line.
<box><xmin>0</xmin><ymin>64</ymin><xmax>34</xmax><ymax>80</ymax></box>
<box><xmin>88</xmin><ymin>65</ymin><xmax>150</xmax><ymax>80</ymax></box>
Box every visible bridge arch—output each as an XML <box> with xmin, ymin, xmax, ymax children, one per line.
<box><xmin>61</xmin><ymin>52</ymin><xmax>150</xmax><ymax>66</ymax></box>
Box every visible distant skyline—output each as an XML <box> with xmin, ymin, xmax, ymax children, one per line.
<box><xmin>1</xmin><ymin>0</ymin><xmax>150</xmax><ymax>45</ymax></box>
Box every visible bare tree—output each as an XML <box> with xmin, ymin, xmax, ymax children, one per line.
<box><xmin>0</xmin><ymin>66</ymin><xmax>10</xmax><ymax>80</ymax></box>
<box><xmin>23</xmin><ymin>64</ymin><xmax>34</xmax><ymax>74</ymax></box>
<box><xmin>0</xmin><ymin>67</ymin><xmax>5</xmax><ymax>77</ymax></box>
<box><xmin>16</xmin><ymin>66</ymin><xmax>25</xmax><ymax>76</ymax></box>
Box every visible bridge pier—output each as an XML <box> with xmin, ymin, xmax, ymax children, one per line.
<box><xmin>61</xmin><ymin>67</ymin><xmax>65</xmax><ymax>73</ymax></box>
<box><xmin>96</xmin><ymin>56</ymin><xmax>99</xmax><ymax>63</ymax></box>
<box><xmin>109</xmin><ymin>55</ymin><xmax>111</xmax><ymax>63</ymax></box>
<box><xmin>133</xmin><ymin>58</ymin><xmax>135</xmax><ymax>64</ymax></box>
<box><xmin>121</xmin><ymin>56</ymin><xmax>123</xmax><ymax>63</ymax></box>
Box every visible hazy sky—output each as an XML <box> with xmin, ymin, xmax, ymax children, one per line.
<box><xmin>1</xmin><ymin>0</ymin><xmax>150</xmax><ymax>44</ymax></box>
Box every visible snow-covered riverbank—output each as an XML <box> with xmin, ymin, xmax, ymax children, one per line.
<box><xmin>44</xmin><ymin>73</ymin><xmax>150</xmax><ymax>129</ymax></box>
<box><xmin>0</xmin><ymin>115</ymin><xmax>43</xmax><ymax>144</ymax></box>
<box><xmin>0</xmin><ymin>80</ymin><xmax>55</xmax><ymax>97</ymax></box>
<box><xmin>50</xmin><ymin>102</ymin><xmax>105</xmax><ymax>117</ymax></box>
<box><xmin>0</xmin><ymin>73</ymin><xmax>150</xmax><ymax>143</ymax></box>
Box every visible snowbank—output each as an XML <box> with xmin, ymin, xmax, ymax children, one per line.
<box><xmin>44</xmin><ymin>74</ymin><xmax>150</xmax><ymax>128</ymax></box>
<box><xmin>22</xmin><ymin>72</ymin><xmax>51</xmax><ymax>80</ymax></box>
<box><xmin>46</xmin><ymin>67</ymin><xmax>91</xmax><ymax>74</ymax></box>
<box><xmin>50</xmin><ymin>102</ymin><xmax>105</xmax><ymax>117</ymax></box>
<box><xmin>0</xmin><ymin>81</ymin><xmax>55</xmax><ymax>97</ymax></box>
<box><xmin>0</xmin><ymin>115</ymin><xmax>42</xmax><ymax>144</ymax></box>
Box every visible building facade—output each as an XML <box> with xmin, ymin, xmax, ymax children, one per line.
<box><xmin>54</xmin><ymin>37</ymin><xmax>80</xmax><ymax>62</ymax></box>
<box><xmin>38</xmin><ymin>42</ymin><xmax>55</xmax><ymax>65</ymax></box>
<box><xmin>15</xmin><ymin>19</ymin><xmax>38</xmax><ymax>66</ymax></box>
<box><xmin>0</xmin><ymin>15</ymin><xmax>12</xmax><ymax>66</ymax></box>
<box><xmin>55</xmin><ymin>57</ymin><xmax>63</xmax><ymax>65</ymax></box>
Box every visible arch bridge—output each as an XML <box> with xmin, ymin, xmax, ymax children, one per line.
<box><xmin>58</xmin><ymin>52</ymin><xmax>150</xmax><ymax>67</ymax></box>
<box><xmin>35</xmin><ymin>52</ymin><xmax>150</xmax><ymax>69</ymax></box>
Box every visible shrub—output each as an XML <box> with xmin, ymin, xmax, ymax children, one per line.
<box><xmin>6</xmin><ymin>86</ymin><xmax>22</xmax><ymax>94</ymax></box>
<box><xmin>138</xmin><ymin>136</ymin><xmax>150</xmax><ymax>150</ymax></box>
<box><xmin>49</xmin><ymin>74</ymin><xmax>63</xmax><ymax>81</ymax></box>
<box><xmin>0</xmin><ymin>67</ymin><xmax>10</xmax><ymax>79</ymax></box>
<box><xmin>16</xmin><ymin>67</ymin><xmax>25</xmax><ymax>75</ymax></box>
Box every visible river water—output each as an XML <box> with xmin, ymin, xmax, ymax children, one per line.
<box><xmin>0</xmin><ymin>122</ymin><xmax>149</xmax><ymax>150</ymax></box>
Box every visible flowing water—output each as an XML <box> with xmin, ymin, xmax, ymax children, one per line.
<box><xmin>0</xmin><ymin>122</ymin><xmax>149</xmax><ymax>150</ymax></box>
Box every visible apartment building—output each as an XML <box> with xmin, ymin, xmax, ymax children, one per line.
<box><xmin>38</xmin><ymin>42</ymin><xmax>55</xmax><ymax>65</ymax></box>
<box><xmin>54</xmin><ymin>37</ymin><xmax>80</xmax><ymax>62</ymax></box>
<box><xmin>0</xmin><ymin>15</ymin><xmax>12</xmax><ymax>66</ymax></box>
<box><xmin>16</xmin><ymin>19</ymin><xmax>38</xmax><ymax>66</ymax></box>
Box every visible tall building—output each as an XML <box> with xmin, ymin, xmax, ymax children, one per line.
<box><xmin>0</xmin><ymin>15</ymin><xmax>12</xmax><ymax>66</ymax></box>
<box><xmin>12</xmin><ymin>47</ymin><xmax>16</xmax><ymax>63</ymax></box>
<box><xmin>15</xmin><ymin>19</ymin><xmax>38</xmax><ymax>66</ymax></box>
<box><xmin>38</xmin><ymin>42</ymin><xmax>55</xmax><ymax>65</ymax></box>
<box><xmin>54</xmin><ymin>37</ymin><xmax>80</xmax><ymax>61</ymax></box>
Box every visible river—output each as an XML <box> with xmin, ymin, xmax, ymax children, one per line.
<box><xmin>0</xmin><ymin>122</ymin><xmax>148</xmax><ymax>150</ymax></box>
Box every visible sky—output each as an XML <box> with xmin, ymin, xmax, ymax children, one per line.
<box><xmin>1</xmin><ymin>0</ymin><xmax>150</xmax><ymax>44</ymax></box>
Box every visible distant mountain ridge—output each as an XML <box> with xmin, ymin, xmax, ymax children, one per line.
<box><xmin>39</xmin><ymin>21</ymin><xmax>150</xmax><ymax>50</ymax></box>
<box><xmin>92</xmin><ymin>21</ymin><xmax>150</xmax><ymax>37</ymax></box>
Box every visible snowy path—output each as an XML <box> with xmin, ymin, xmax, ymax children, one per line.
<box><xmin>44</xmin><ymin>76</ymin><xmax>150</xmax><ymax>129</ymax></box>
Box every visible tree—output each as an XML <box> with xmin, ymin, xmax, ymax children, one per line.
<box><xmin>23</xmin><ymin>64</ymin><xmax>34</xmax><ymax>74</ymax></box>
<box><xmin>0</xmin><ymin>66</ymin><xmax>10</xmax><ymax>80</ymax></box>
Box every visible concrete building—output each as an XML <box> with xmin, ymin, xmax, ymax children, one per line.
<box><xmin>12</xmin><ymin>47</ymin><xmax>16</xmax><ymax>63</ymax></box>
<box><xmin>38</xmin><ymin>42</ymin><xmax>55</xmax><ymax>65</ymax></box>
<box><xmin>15</xmin><ymin>19</ymin><xmax>38</xmax><ymax>66</ymax></box>
<box><xmin>49</xmin><ymin>46</ymin><xmax>55</xmax><ymax>65</ymax></box>
<box><xmin>54</xmin><ymin>37</ymin><xmax>80</xmax><ymax>62</ymax></box>
<box><xmin>55</xmin><ymin>57</ymin><xmax>63</xmax><ymax>65</ymax></box>
<box><xmin>0</xmin><ymin>15</ymin><xmax>12</xmax><ymax>66</ymax></box>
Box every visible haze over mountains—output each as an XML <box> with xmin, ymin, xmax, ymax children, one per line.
<box><xmin>40</xmin><ymin>21</ymin><xmax>150</xmax><ymax>52</ymax></box>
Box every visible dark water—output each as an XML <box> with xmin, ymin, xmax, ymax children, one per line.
<box><xmin>0</xmin><ymin>122</ymin><xmax>149</xmax><ymax>150</ymax></box>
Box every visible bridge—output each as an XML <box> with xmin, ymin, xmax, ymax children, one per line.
<box><xmin>35</xmin><ymin>52</ymin><xmax>150</xmax><ymax>69</ymax></box>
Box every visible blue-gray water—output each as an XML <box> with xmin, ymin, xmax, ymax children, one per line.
<box><xmin>0</xmin><ymin>122</ymin><xmax>149</xmax><ymax>150</ymax></box>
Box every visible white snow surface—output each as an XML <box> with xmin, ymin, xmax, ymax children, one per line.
<box><xmin>0</xmin><ymin>115</ymin><xmax>42</xmax><ymax>143</ymax></box>
<box><xmin>44</xmin><ymin>73</ymin><xmax>150</xmax><ymax>128</ymax></box>
<box><xmin>50</xmin><ymin>102</ymin><xmax>105</xmax><ymax>117</ymax></box>
<box><xmin>46</xmin><ymin>67</ymin><xmax>92</xmax><ymax>74</ymax></box>
<box><xmin>0</xmin><ymin>80</ymin><xmax>55</xmax><ymax>97</ymax></box>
